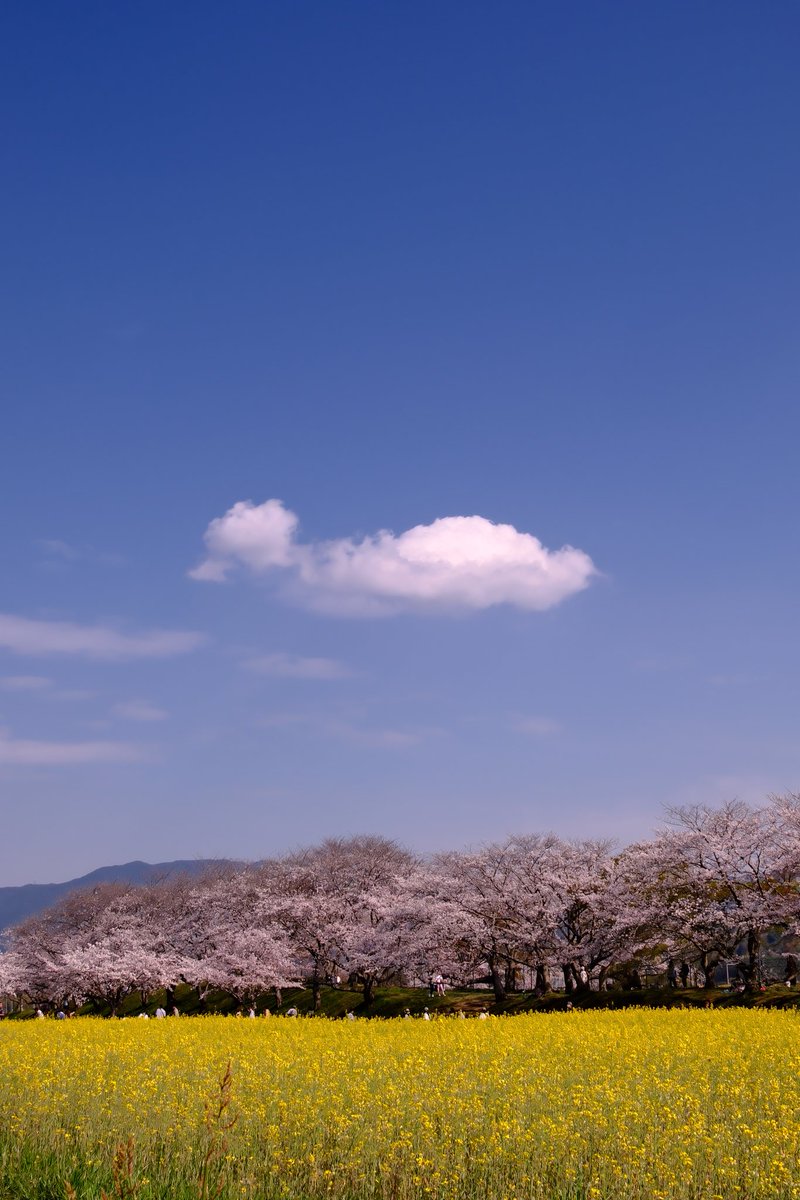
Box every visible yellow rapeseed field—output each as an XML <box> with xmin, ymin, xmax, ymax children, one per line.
<box><xmin>0</xmin><ymin>1010</ymin><xmax>798</xmax><ymax>1199</ymax></box>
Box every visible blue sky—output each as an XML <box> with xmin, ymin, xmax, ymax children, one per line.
<box><xmin>2</xmin><ymin>2</ymin><xmax>799</xmax><ymax>885</ymax></box>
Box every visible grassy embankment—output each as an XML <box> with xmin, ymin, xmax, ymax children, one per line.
<box><xmin>8</xmin><ymin>981</ymin><xmax>800</xmax><ymax>1021</ymax></box>
<box><xmin>73</xmin><ymin>980</ymin><xmax>800</xmax><ymax>1019</ymax></box>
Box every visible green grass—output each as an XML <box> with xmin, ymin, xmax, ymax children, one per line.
<box><xmin>8</xmin><ymin>980</ymin><xmax>798</xmax><ymax>1022</ymax></box>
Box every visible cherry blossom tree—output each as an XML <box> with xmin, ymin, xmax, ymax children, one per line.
<box><xmin>182</xmin><ymin>868</ymin><xmax>299</xmax><ymax>1005</ymax></box>
<box><xmin>537</xmin><ymin>838</ymin><xmax>631</xmax><ymax>993</ymax></box>
<box><xmin>270</xmin><ymin>836</ymin><xmax>417</xmax><ymax>1006</ymax></box>
<box><xmin>4</xmin><ymin>798</ymin><xmax>800</xmax><ymax>1013</ymax></box>
<box><xmin>3</xmin><ymin>882</ymin><xmax>137</xmax><ymax>1010</ymax></box>
<box><xmin>421</xmin><ymin>845</ymin><xmax>524</xmax><ymax>1002</ymax></box>
<box><xmin>616</xmin><ymin>802</ymin><xmax>786</xmax><ymax>989</ymax></box>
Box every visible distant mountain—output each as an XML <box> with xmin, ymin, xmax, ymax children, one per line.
<box><xmin>0</xmin><ymin>859</ymin><xmax>227</xmax><ymax>935</ymax></box>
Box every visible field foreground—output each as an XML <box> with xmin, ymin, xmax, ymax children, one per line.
<box><xmin>0</xmin><ymin>1011</ymin><xmax>799</xmax><ymax>1200</ymax></box>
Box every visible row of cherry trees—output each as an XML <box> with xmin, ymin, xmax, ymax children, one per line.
<box><xmin>2</xmin><ymin>795</ymin><xmax>800</xmax><ymax>1013</ymax></box>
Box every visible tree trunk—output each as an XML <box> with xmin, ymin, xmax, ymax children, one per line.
<box><xmin>534</xmin><ymin>964</ymin><xmax>550</xmax><ymax>995</ymax></box>
<box><xmin>362</xmin><ymin>977</ymin><xmax>375</xmax><ymax>1007</ymax></box>
<box><xmin>744</xmin><ymin>929</ymin><xmax>760</xmax><ymax>991</ymax></box>
<box><xmin>504</xmin><ymin>961</ymin><xmax>518</xmax><ymax>994</ymax></box>
<box><xmin>700</xmin><ymin>951</ymin><xmax>718</xmax><ymax>989</ymax></box>
<box><xmin>488</xmin><ymin>955</ymin><xmax>507</xmax><ymax>1002</ymax></box>
<box><xmin>274</xmin><ymin>986</ymin><xmax>282</xmax><ymax>1008</ymax></box>
<box><xmin>562</xmin><ymin>963</ymin><xmax>577</xmax><ymax>994</ymax></box>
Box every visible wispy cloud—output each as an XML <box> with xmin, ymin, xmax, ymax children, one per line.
<box><xmin>38</xmin><ymin>539</ymin><xmax>80</xmax><ymax>562</ymax></box>
<box><xmin>0</xmin><ymin>675</ymin><xmax>52</xmax><ymax>691</ymax></box>
<box><xmin>632</xmin><ymin>654</ymin><xmax>692</xmax><ymax>673</ymax></box>
<box><xmin>256</xmin><ymin>713</ymin><xmax>311</xmax><ymax>729</ymax></box>
<box><xmin>190</xmin><ymin>498</ymin><xmax>597</xmax><ymax>616</ymax></box>
<box><xmin>0</xmin><ymin>613</ymin><xmax>206</xmax><ymax>660</ymax></box>
<box><xmin>513</xmin><ymin>715</ymin><xmax>562</xmax><ymax>737</ymax></box>
<box><xmin>0</xmin><ymin>729</ymin><xmax>146</xmax><ymax>765</ymax></box>
<box><xmin>37</xmin><ymin>539</ymin><xmax>127</xmax><ymax>568</ymax></box>
<box><xmin>326</xmin><ymin>720</ymin><xmax>424</xmax><ymax>748</ymax></box>
<box><xmin>245</xmin><ymin>653</ymin><xmax>352</xmax><ymax>680</ymax></box>
<box><xmin>256</xmin><ymin>711</ymin><xmax>429</xmax><ymax>748</ymax></box>
<box><xmin>663</xmin><ymin>773</ymin><xmax>783</xmax><ymax>812</ymax></box>
<box><xmin>113</xmin><ymin>700</ymin><xmax>169</xmax><ymax>722</ymax></box>
<box><xmin>706</xmin><ymin>673</ymin><xmax>747</xmax><ymax>688</ymax></box>
<box><xmin>0</xmin><ymin>676</ymin><xmax>94</xmax><ymax>702</ymax></box>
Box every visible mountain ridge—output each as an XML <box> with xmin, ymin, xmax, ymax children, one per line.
<box><xmin>0</xmin><ymin>859</ymin><xmax>227</xmax><ymax>934</ymax></box>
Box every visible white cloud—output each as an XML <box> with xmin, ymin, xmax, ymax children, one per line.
<box><xmin>0</xmin><ymin>729</ymin><xmax>145</xmax><ymax>765</ymax></box>
<box><xmin>256</xmin><ymin>712</ymin><xmax>311</xmax><ymax>728</ymax></box>
<box><xmin>0</xmin><ymin>613</ymin><xmax>206</xmax><ymax>660</ymax></box>
<box><xmin>513</xmin><ymin>715</ymin><xmax>562</xmax><ymax>737</ymax></box>
<box><xmin>0</xmin><ymin>676</ymin><xmax>95</xmax><ymax>702</ymax></box>
<box><xmin>37</xmin><ymin>539</ymin><xmax>127</xmax><ymax>568</ymax></box>
<box><xmin>0</xmin><ymin>675</ymin><xmax>52</xmax><ymax>691</ymax></box>
<box><xmin>190</xmin><ymin>499</ymin><xmax>597</xmax><ymax>615</ymax></box>
<box><xmin>245</xmin><ymin>653</ymin><xmax>352</xmax><ymax>680</ymax></box>
<box><xmin>326</xmin><ymin>720</ymin><xmax>423</xmax><ymax>748</ymax></box>
<box><xmin>255</xmin><ymin>711</ymin><xmax>430</xmax><ymax>748</ymax></box>
<box><xmin>189</xmin><ymin>499</ymin><xmax>298</xmax><ymax>582</ymax></box>
<box><xmin>706</xmin><ymin>673</ymin><xmax>747</xmax><ymax>688</ymax></box>
<box><xmin>37</xmin><ymin>539</ymin><xmax>79</xmax><ymax>562</ymax></box>
<box><xmin>113</xmin><ymin>701</ymin><xmax>169</xmax><ymax>722</ymax></box>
